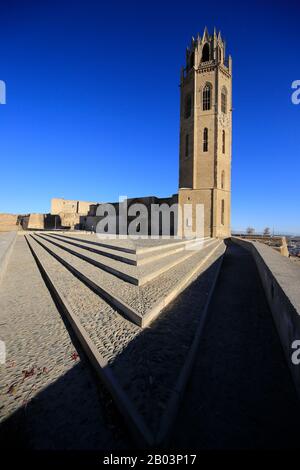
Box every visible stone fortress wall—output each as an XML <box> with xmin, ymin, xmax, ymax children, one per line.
<box><xmin>50</xmin><ymin>197</ymin><xmax>98</xmax><ymax>229</ymax></box>
<box><xmin>0</xmin><ymin>214</ymin><xmax>19</xmax><ymax>232</ymax></box>
<box><xmin>0</xmin><ymin>194</ymin><xmax>178</xmax><ymax>233</ymax></box>
<box><xmin>81</xmin><ymin>194</ymin><xmax>178</xmax><ymax>234</ymax></box>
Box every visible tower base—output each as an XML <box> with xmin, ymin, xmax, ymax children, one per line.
<box><xmin>178</xmin><ymin>188</ymin><xmax>231</xmax><ymax>239</ymax></box>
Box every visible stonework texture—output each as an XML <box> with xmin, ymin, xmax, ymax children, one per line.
<box><xmin>178</xmin><ymin>28</ymin><xmax>232</xmax><ymax>238</ymax></box>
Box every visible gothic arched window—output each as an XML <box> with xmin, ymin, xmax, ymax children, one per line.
<box><xmin>203</xmin><ymin>128</ymin><xmax>208</xmax><ymax>152</ymax></box>
<box><xmin>185</xmin><ymin>134</ymin><xmax>189</xmax><ymax>157</ymax></box>
<box><xmin>184</xmin><ymin>94</ymin><xmax>192</xmax><ymax>119</ymax></box>
<box><xmin>222</xmin><ymin>130</ymin><xmax>225</xmax><ymax>154</ymax></box>
<box><xmin>221</xmin><ymin>87</ymin><xmax>227</xmax><ymax>114</ymax></box>
<box><xmin>221</xmin><ymin>170</ymin><xmax>225</xmax><ymax>189</ymax></box>
<box><xmin>202</xmin><ymin>43</ymin><xmax>210</xmax><ymax>62</ymax></box>
<box><xmin>203</xmin><ymin>83</ymin><xmax>212</xmax><ymax>111</ymax></box>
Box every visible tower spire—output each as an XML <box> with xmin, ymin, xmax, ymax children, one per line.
<box><xmin>202</xmin><ymin>26</ymin><xmax>209</xmax><ymax>42</ymax></box>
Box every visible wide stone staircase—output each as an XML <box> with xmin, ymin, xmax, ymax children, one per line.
<box><xmin>27</xmin><ymin>233</ymin><xmax>223</xmax><ymax>327</ymax></box>
<box><xmin>25</xmin><ymin>231</ymin><xmax>225</xmax><ymax>445</ymax></box>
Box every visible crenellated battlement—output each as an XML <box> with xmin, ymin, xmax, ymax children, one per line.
<box><xmin>182</xmin><ymin>27</ymin><xmax>232</xmax><ymax>80</ymax></box>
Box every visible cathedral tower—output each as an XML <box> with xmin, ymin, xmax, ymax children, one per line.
<box><xmin>178</xmin><ymin>27</ymin><xmax>232</xmax><ymax>238</ymax></box>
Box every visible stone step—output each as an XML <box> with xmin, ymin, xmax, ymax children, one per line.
<box><xmin>48</xmin><ymin>232</ymin><xmax>136</xmax><ymax>254</ymax></box>
<box><xmin>46</xmin><ymin>233</ymin><xmax>137</xmax><ymax>265</ymax></box>
<box><xmin>25</xmin><ymin>234</ymin><xmax>225</xmax><ymax>445</ymax></box>
<box><xmin>36</xmin><ymin>233</ymin><xmax>217</xmax><ymax>286</ymax></box>
<box><xmin>29</xmin><ymin>234</ymin><xmax>144</xmax><ymax>326</ymax></box>
<box><xmin>36</xmin><ymin>233</ymin><xmax>139</xmax><ymax>284</ymax></box>
<box><xmin>25</xmin><ymin>235</ymin><xmax>152</xmax><ymax>447</ymax></box>
<box><xmin>142</xmin><ymin>241</ymin><xmax>225</xmax><ymax>327</ymax></box>
<box><xmin>137</xmin><ymin>237</ymin><xmax>211</xmax><ymax>266</ymax></box>
<box><xmin>138</xmin><ymin>239</ymin><xmax>218</xmax><ymax>286</ymax></box>
<box><xmin>29</xmin><ymin>234</ymin><xmax>224</xmax><ymax>327</ymax></box>
<box><xmin>0</xmin><ymin>236</ymin><xmax>117</xmax><ymax>448</ymax></box>
<box><xmin>48</xmin><ymin>232</ymin><xmax>210</xmax><ymax>267</ymax></box>
<box><xmin>136</xmin><ymin>236</ymin><xmax>211</xmax><ymax>256</ymax></box>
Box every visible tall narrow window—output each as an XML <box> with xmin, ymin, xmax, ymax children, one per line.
<box><xmin>222</xmin><ymin>130</ymin><xmax>225</xmax><ymax>154</ymax></box>
<box><xmin>203</xmin><ymin>128</ymin><xmax>208</xmax><ymax>152</ymax></box>
<box><xmin>221</xmin><ymin>171</ymin><xmax>225</xmax><ymax>189</ymax></box>
<box><xmin>184</xmin><ymin>94</ymin><xmax>192</xmax><ymax>119</ymax></box>
<box><xmin>221</xmin><ymin>87</ymin><xmax>227</xmax><ymax>114</ymax></box>
<box><xmin>202</xmin><ymin>43</ymin><xmax>210</xmax><ymax>62</ymax></box>
<box><xmin>221</xmin><ymin>199</ymin><xmax>225</xmax><ymax>225</ymax></box>
<box><xmin>203</xmin><ymin>83</ymin><xmax>211</xmax><ymax>111</ymax></box>
<box><xmin>218</xmin><ymin>46</ymin><xmax>222</xmax><ymax>63</ymax></box>
<box><xmin>185</xmin><ymin>134</ymin><xmax>189</xmax><ymax>157</ymax></box>
<box><xmin>190</xmin><ymin>51</ymin><xmax>195</xmax><ymax>69</ymax></box>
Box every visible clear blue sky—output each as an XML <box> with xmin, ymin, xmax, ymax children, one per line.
<box><xmin>0</xmin><ymin>0</ymin><xmax>299</xmax><ymax>233</ymax></box>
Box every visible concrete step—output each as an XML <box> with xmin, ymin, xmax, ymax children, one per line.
<box><xmin>36</xmin><ymin>233</ymin><xmax>217</xmax><ymax>286</ymax></box>
<box><xmin>29</xmin><ymin>234</ymin><xmax>225</xmax><ymax>327</ymax></box>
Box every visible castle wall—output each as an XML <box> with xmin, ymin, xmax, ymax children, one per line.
<box><xmin>51</xmin><ymin>198</ymin><xmax>78</xmax><ymax>215</ymax></box>
<box><xmin>0</xmin><ymin>214</ymin><xmax>18</xmax><ymax>225</ymax></box>
<box><xmin>0</xmin><ymin>214</ymin><xmax>23</xmax><ymax>232</ymax></box>
<box><xmin>27</xmin><ymin>213</ymin><xmax>45</xmax><ymax>230</ymax></box>
<box><xmin>82</xmin><ymin>194</ymin><xmax>178</xmax><ymax>235</ymax></box>
<box><xmin>51</xmin><ymin>198</ymin><xmax>98</xmax><ymax>228</ymax></box>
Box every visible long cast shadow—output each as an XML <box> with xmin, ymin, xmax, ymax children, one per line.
<box><xmin>0</xmin><ymin>258</ymin><xmax>220</xmax><ymax>449</ymax></box>
<box><xmin>2</xmin><ymin>243</ymin><xmax>300</xmax><ymax>449</ymax></box>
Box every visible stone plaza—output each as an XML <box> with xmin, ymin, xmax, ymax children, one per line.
<box><xmin>1</xmin><ymin>28</ymin><xmax>300</xmax><ymax>450</ymax></box>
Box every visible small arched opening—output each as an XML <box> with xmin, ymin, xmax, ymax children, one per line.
<box><xmin>202</xmin><ymin>43</ymin><xmax>210</xmax><ymax>62</ymax></box>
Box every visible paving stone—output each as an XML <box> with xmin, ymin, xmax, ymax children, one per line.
<box><xmin>27</xmin><ymin>235</ymin><xmax>222</xmax><ymax>434</ymax></box>
<box><xmin>0</xmin><ymin>237</ymin><xmax>128</xmax><ymax>449</ymax></box>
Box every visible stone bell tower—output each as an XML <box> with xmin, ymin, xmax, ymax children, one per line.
<box><xmin>178</xmin><ymin>27</ymin><xmax>232</xmax><ymax>238</ymax></box>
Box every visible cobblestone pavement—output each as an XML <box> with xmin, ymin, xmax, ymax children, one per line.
<box><xmin>0</xmin><ymin>236</ymin><xmax>130</xmax><ymax>449</ymax></box>
<box><xmin>31</xmin><ymin>234</ymin><xmax>220</xmax><ymax>316</ymax></box>
<box><xmin>3</xmin><ymin>234</ymin><xmax>299</xmax><ymax>449</ymax></box>
<box><xmin>38</xmin><ymin>233</ymin><xmax>209</xmax><ymax>282</ymax></box>
<box><xmin>27</xmin><ymin>235</ymin><xmax>221</xmax><ymax>434</ymax></box>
